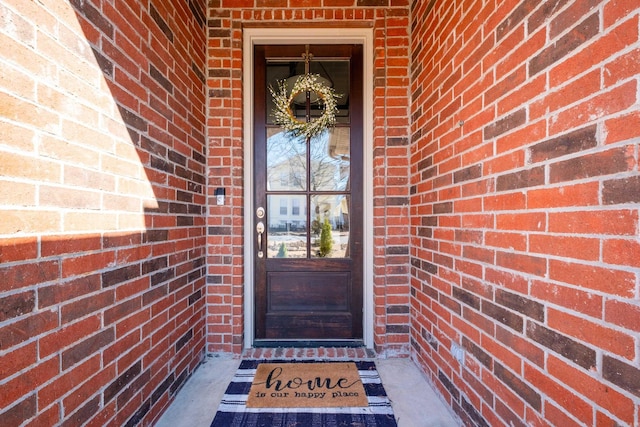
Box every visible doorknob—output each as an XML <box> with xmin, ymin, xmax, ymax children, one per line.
<box><xmin>256</xmin><ymin>221</ymin><xmax>265</xmax><ymax>258</ymax></box>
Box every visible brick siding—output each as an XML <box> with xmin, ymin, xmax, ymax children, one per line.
<box><xmin>410</xmin><ymin>1</ymin><xmax>640</xmax><ymax>425</ymax></box>
<box><xmin>0</xmin><ymin>0</ymin><xmax>208</xmax><ymax>425</ymax></box>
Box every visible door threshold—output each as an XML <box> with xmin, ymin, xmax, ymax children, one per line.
<box><xmin>253</xmin><ymin>339</ymin><xmax>365</xmax><ymax>348</ymax></box>
<box><xmin>243</xmin><ymin>345</ymin><xmax>377</xmax><ymax>360</ymax></box>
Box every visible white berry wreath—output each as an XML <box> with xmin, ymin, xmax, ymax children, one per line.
<box><xmin>269</xmin><ymin>73</ymin><xmax>340</xmax><ymax>139</ymax></box>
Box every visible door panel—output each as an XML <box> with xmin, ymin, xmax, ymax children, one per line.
<box><xmin>265</xmin><ymin>314</ymin><xmax>354</xmax><ymax>340</ymax></box>
<box><xmin>254</xmin><ymin>44</ymin><xmax>363</xmax><ymax>344</ymax></box>
<box><xmin>268</xmin><ymin>272</ymin><xmax>351</xmax><ymax>311</ymax></box>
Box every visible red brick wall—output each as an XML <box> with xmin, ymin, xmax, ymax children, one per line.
<box><xmin>206</xmin><ymin>0</ymin><xmax>413</xmax><ymax>355</ymax></box>
<box><xmin>0</xmin><ymin>0</ymin><xmax>208</xmax><ymax>425</ymax></box>
<box><xmin>410</xmin><ymin>1</ymin><xmax>640</xmax><ymax>426</ymax></box>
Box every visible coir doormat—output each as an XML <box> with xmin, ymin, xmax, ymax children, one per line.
<box><xmin>210</xmin><ymin>360</ymin><xmax>398</xmax><ymax>427</ymax></box>
<box><xmin>246</xmin><ymin>362</ymin><xmax>368</xmax><ymax>408</ymax></box>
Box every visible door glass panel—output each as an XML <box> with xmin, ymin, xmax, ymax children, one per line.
<box><xmin>324</xmin><ymin>60</ymin><xmax>350</xmax><ymax>124</ymax></box>
<box><xmin>267</xmin><ymin>194</ymin><xmax>307</xmax><ymax>258</ymax></box>
<box><xmin>266</xmin><ymin>60</ymin><xmax>350</xmax><ymax>125</ymax></box>
<box><xmin>310</xmin><ymin>128</ymin><xmax>350</xmax><ymax>192</ymax></box>
<box><xmin>266</xmin><ymin>60</ymin><xmax>304</xmax><ymax>126</ymax></box>
<box><xmin>267</xmin><ymin>128</ymin><xmax>306</xmax><ymax>191</ymax></box>
<box><xmin>311</xmin><ymin>195</ymin><xmax>350</xmax><ymax>258</ymax></box>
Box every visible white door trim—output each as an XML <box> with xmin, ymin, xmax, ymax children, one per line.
<box><xmin>242</xmin><ymin>27</ymin><xmax>375</xmax><ymax>349</ymax></box>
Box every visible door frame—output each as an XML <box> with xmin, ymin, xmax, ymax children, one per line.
<box><xmin>242</xmin><ymin>27</ymin><xmax>374</xmax><ymax>349</ymax></box>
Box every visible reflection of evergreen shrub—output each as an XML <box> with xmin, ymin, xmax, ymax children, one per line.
<box><xmin>277</xmin><ymin>242</ymin><xmax>288</xmax><ymax>258</ymax></box>
<box><xmin>311</xmin><ymin>215</ymin><xmax>323</xmax><ymax>235</ymax></box>
<box><xmin>318</xmin><ymin>218</ymin><xmax>333</xmax><ymax>257</ymax></box>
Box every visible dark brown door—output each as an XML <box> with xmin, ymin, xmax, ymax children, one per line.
<box><xmin>253</xmin><ymin>44</ymin><xmax>363</xmax><ymax>344</ymax></box>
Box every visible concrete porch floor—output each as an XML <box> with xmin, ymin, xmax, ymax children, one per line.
<box><xmin>156</xmin><ymin>352</ymin><xmax>460</xmax><ymax>427</ymax></box>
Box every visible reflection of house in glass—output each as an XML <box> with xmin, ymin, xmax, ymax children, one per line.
<box><xmin>266</xmin><ymin>128</ymin><xmax>351</xmax><ymax>258</ymax></box>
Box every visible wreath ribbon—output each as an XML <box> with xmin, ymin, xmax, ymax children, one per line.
<box><xmin>269</xmin><ymin>74</ymin><xmax>340</xmax><ymax>139</ymax></box>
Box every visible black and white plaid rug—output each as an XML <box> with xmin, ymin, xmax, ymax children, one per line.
<box><xmin>210</xmin><ymin>360</ymin><xmax>398</xmax><ymax>427</ymax></box>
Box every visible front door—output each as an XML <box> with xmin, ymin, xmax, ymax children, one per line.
<box><xmin>253</xmin><ymin>44</ymin><xmax>363</xmax><ymax>344</ymax></box>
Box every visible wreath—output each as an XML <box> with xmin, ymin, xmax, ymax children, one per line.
<box><xmin>269</xmin><ymin>74</ymin><xmax>340</xmax><ymax>139</ymax></box>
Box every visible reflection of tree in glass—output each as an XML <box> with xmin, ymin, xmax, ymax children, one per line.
<box><xmin>266</xmin><ymin>130</ymin><xmax>349</xmax><ymax>192</ymax></box>
<box><xmin>311</xmin><ymin>130</ymin><xmax>350</xmax><ymax>191</ymax></box>
<box><xmin>267</xmin><ymin>132</ymin><xmax>306</xmax><ymax>191</ymax></box>
<box><xmin>311</xmin><ymin>214</ymin><xmax>323</xmax><ymax>236</ymax></box>
<box><xmin>317</xmin><ymin>218</ymin><xmax>333</xmax><ymax>257</ymax></box>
